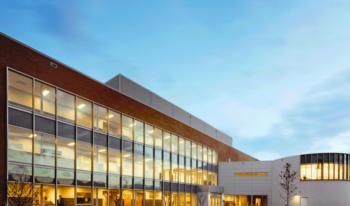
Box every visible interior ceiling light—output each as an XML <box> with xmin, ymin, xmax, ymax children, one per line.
<box><xmin>77</xmin><ymin>103</ymin><xmax>86</xmax><ymax>109</ymax></box>
<box><xmin>42</xmin><ymin>89</ymin><xmax>50</xmax><ymax>96</ymax></box>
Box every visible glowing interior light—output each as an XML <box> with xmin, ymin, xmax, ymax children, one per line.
<box><xmin>108</xmin><ymin>114</ymin><xmax>114</xmax><ymax>119</ymax></box>
<box><xmin>148</xmin><ymin>130</ymin><xmax>154</xmax><ymax>134</ymax></box>
<box><xmin>123</xmin><ymin>154</ymin><xmax>131</xmax><ymax>158</ymax></box>
<box><xmin>67</xmin><ymin>142</ymin><xmax>75</xmax><ymax>146</ymax></box>
<box><xmin>98</xmin><ymin>149</ymin><xmax>107</xmax><ymax>153</ymax></box>
<box><xmin>42</xmin><ymin>89</ymin><xmax>50</xmax><ymax>96</ymax></box>
<box><xmin>77</xmin><ymin>103</ymin><xmax>86</xmax><ymax>109</ymax></box>
<box><xmin>28</xmin><ymin>134</ymin><xmax>37</xmax><ymax>138</ymax></box>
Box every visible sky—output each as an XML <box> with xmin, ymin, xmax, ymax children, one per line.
<box><xmin>2</xmin><ymin>0</ymin><xmax>350</xmax><ymax>160</ymax></box>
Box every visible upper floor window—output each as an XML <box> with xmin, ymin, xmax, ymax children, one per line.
<box><xmin>108</xmin><ymin>110</ymin><xmax>121</xmax><ymax>137</ymax></box>
<box><xmin>8</xmin><ymin>70</ymin><xmax>33</xmax><ymax>109</ymax></box>
<box><xmin>93</xmin><ymin>104</ymin><xmax>108</xmax><ymax>133</ymax></box>
<box><xmin>77</xmin><ymin>97</ymin><xmax>92</xmax><ymax>129</ymax></box>
<box><xmin>34</xmin><ymin>81</ymin><xmax>55</xmax><ymax>116</ymax></box>
<box><xmin>57</xmin><ymin>90</ymin><xmax>75</xmax><ymax>123</ymax></box>
<box><xmin>122</xmin><ymin>115</ymin><xmax>133</xmax><ymax>141</ymax></box>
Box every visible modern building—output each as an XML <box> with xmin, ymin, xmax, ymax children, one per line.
<box><xmin>220</xmin><ymin>153</ymin><xmax>350</xmax><ymax>206</ymax></box>
<box><xmin>1</xmin><ymin>33</ymin><xmax>348</xmax><ymax>206</ymax></box>
<box><xmin>0</xmin><ymin>33</ymin><xmax>255</xmax><ymax>206</ymax></box>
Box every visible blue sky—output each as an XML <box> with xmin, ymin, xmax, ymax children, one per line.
<box><xmin>2</xmin><ymin>0</ymin><xmax>350</xmax><ymax>160</ymax></box>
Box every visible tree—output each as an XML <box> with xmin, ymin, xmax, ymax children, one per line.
<box><xmin>7</xmin><ymin>166</ymin><xmax>35</xmax><ymax>206</ymax></box>
<box><xmin>279</xmin><ymin>162</ymin><xmax>298</xmax><ymax>206</ymax></box>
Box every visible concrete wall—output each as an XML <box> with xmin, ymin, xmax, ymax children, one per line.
<box><xmin>106</xmin><ymin>74</ymin><xmax>233</xmax><ymax>146</ymax></box>
<box><xmin>219</xmin><ymin>156</ymin><xmax>350</xmax><ymax>206</ymax></box>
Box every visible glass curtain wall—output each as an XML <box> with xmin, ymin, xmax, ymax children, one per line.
<box><xmin>7</xmin><ymin>69</ymin><xmax>221</xmax><ymax>206</ymax></box>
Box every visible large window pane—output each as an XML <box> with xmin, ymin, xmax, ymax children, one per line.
<box><xmin>109</xmin><ymin>189</ymin><xmax>121</xmax><ymax>206</ymax></box>
<box><xmin>192</xmin><ymin>143</ymin><xmax>197</xmax><ymax>160</ymax></box>
<box><xmin>77</xmin><ymin>128</ymin><xmax>92</xmax><ymax>185</ymax></box>
<box><xmin>155</xmin><ymin>192</ymin><xmax>162</xmax><ymax>206</ymax></box>
<box><xmin>178</xmin><ymin>156</ymin><xmax>185</xmax><ymax>183</ymax></box>
<box><xmin>57</xmin><ymin>186</ymin><xmax>75</xmax><ymax>206</ymax></box>
<box><xmin>172</xmin><ymin>153</ymin><xmax>178</xmax><ymax>182</ymax></box>
<box><xmin>135</xmin><ymin>191</ymin><xmax>144</xmax><ymax>206</ymax></box>
<box><xmin>57</xmin><ymin>123</ymin><xmax>75</xmax><ymax>169</ymax></box>
<box><xmin>34</xmin><ymin>185</ymin><xmax>56</xmax><ymax>206</ymax></box>
<box><xmin>77</xmin><ymin>187</ymin><xmax>92</xmax><ymax>205</ymax></box>
<box><xmin>122</xmin><ymin>190</ymin><xmax>133</xmax><ymax>206</ymax></box>
<box><xmin>122</xmin><ymin>141</ymin><xmax>133</xmax><ymax>176</ymax></box>
<box><xmin>163</xmin><ymin>152</ymin><xmax>171</xmax><ymax>181</ymax></box>
<box><xmin>134</xmin><ymin>120</ymin><xmax>144</xmax><ymax>144</ymax></box>
<box><xmin>108</xmin><ymin>110</ymin><xmax>121</xmax><ymax>137</ymax></box>
<box><xmin>93</xmin><ymin>104</ymin><xmax>108</xmax><ymax>133</ymax></box>
<box><xmin>145</xmin><ymin>124</ymin><xmax>154</xmax><ymax>146</ymax></box>
<box><xmin>8</xmin><ymin>70</ymin><xmax>33</xmax><ymax>109</ymax></box>
<box><xmin>77</xmin><ymin>98</ymin><xmax>92</xmax><ymax>128</ymax></box>
<box><xmin>122</xmin><ymin>115</ymin><xmax>133</xmax><ymax>141</ymax></box>
<box><xmin>185</xmin><ymin>140</ymin><xmax>191</xmax><ymax>158</ymax></box>
<box><xmin>94</xmin><ymin>133</ymin><xmax>107</xmax><ymax>186</ymax></box>
<box><xmin>163</xmin><ymin>132</ymin><xmax>171</xmax><ymax>152</ymax></box>
<box><xmin>57</xmin><ymin>90</ymin><xmax>75</xmax><ymax>123</ymax></box>
<box><xmin>8</xmin><ymin>126</ymin><xmax>32</xmax><ymax>164</ymax></box>
<box><xmin>34</xmin><ymin>81</ymin><xmax>55</xmax><ymax>116</ymax></box>
<box><xmin>179</xmin><ymin>138</ymin><xmax>185</xmax><ymax>156</ymax></box>
<box><xmin>134</xmin><ymin>144</ymin><xmax>144</xmax><ymax>178</ymax></box>
<box><xmin>145</xmin><ymin>191</ymin><xmax>154</xmax><ymax>206</ymax></box>
<box><xmin>171</xmin><ymin>135</ymin><xmax>178</xmax><ymax>154</ymax></box>
<box><xmin>145</xmin><ymin>147</ymin><xmax>154</xmax><ymax>179</ymax></box>
<box><xmin>154</xmin><ymin>128</ymin><xmax>162</xmax><ymax>149</ymax></box>
<box><xmin>8</xmin><ymin>183</ymin><xmax>34</xmax><ymax>206</ymax></box>
<box><xmin>34</xmin><ymin>132</ymin><xmax>55</xmax><ymax>183</ymax></box>
<box><xmin>155</xmin><ymin>149</ymin><xmax>162</xmax><ymax>180</ymax></box>
<box><xmin>109</xmin><ymin>137</ymin><xmax>121</xmax><ymax>175</ymax></box>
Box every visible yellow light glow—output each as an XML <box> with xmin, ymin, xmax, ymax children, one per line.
<box><xmin>67</xmin><ymin>142</ymin><xmax>75</xmax><ymax>146</ymax></box>
<box><xmin>98</xmin><ymin>149</ymin><xmax>107</xmax><ymax>153</ymax></box>
<box><xmin>77</xmin><ymin>103</ymin><xmax>85</xmax><ymax>109</ymax></box>
<box><xmin>28</xmin><ymin>133</ymin><xmax>37</xmax><ymax>138</ymax></box>
<box><xmin>42</xmin><ymin>89</ymin><xmax>50</xmax><ymax>96</ymax></box>
<box><xmin>123</xmin><ymin>154</ymin><xmax>131</xmax><ymax>158</ymax></box>
<box><xmin>108</xmin><ymin>114</ymin><xmax>114</xmax><ymax>119</ymax></box>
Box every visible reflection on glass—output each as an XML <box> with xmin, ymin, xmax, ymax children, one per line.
<box><xmin>172</xmin><ymin>153</ymin><xmax>178</xmax><ymax>182</ymax></box>
<box><xmin>154</xmin><ymin>128</ymin><xmax>162</xmax><ymax>148</ymax></box>
<box><xmin>155</xmin><ymin>149</ymin><xmax>162</xmax><ymax>180</ymax></box>
<box><xmin>108</xmin><ymin>110</ymin><xmax>121</xmax><ymax>137</ymax></box>
<box><xmin>57</xmin><ymin>90</ymin><xmax>75</xmax><ymax>123</ymax></box>
<box><xmin>57</xmin><ymin>186</ymin><xmax>75</xmax><ymax>206</ymax></box>
<box><xmin>109</xmin><ymin>189</ymin><xmax>121</xmax><ymax>206</ymax></box>
<box><xmin>135</xmin><ymin>191</ymin><xmax>144</xmax><ymax>206</ymax></box>
<box><xmin>171</xmin><ymin>135</ymin><xmax>178</xmax><ymax>154</ymax></box>
<box><xmin>8</xmin><ymin>126</ymin><xmax>32</xmax><ymax>164</ymax></box>
<box><xmin>77</xmin><ymin>128</ymin><xmax>92</xmax><ymax>185</ymax></box>
<box><xmin>134</xmin><ymin>120</ymin><xmax>144</xmax><ymax>143</ymax></box>
<box><xmin>163</xmin><ymin>132</ymin><xmax>171</xmax><ymax>152</ymax></box>
<box><xmin>93</xmin><ymin>105</ymin><xmax>108</xmax><ymax>133</ymax></box>
<box><xmin>145</xmin><ymin>147</ymin><xmax>154</xmax><ymax>179</ymax></box>
<box><xmin>163</xmin><ymin>152</ymin><xmax>171</xmax><ymax>181</ymax></box>
<box><xmin>179</xmin><ymin>137</ymin><xmax>185</xmax><ymax>156</ymax></box>
<box><xmin>109</xmin><ymin>137</ymin><xmax>121</xmax><ymax>175</ymax></box>
<box><xmin>122</xmin><ymin>141</ymin><xmax>133</xmax><ymax>176</ymax></box>
<box><xmin>93</xmin><ymin>188</ymin><xmax>108</xmax><ymax>206</ymax></box>
<box><xmin>122</xmin><ymin>115</ymin><xmax>133</xmax><ymax>141</ymax></box>
<box><xmin>8</xmin><ymin>70</ymin><xmax>33</xmax><ymax>109</ymax></box>
<box><xmin>145</xmin><ymin>124</ymin><xmax>154</xmax><ymax>146</ymax></box>
<box><xmin>134</xmin><ymin>144</ymin><xmax>144</xmax><ymax>178</ymax></box>
<box><xmin>34</xmin><ymin>132</ymin><xmax>55</xmax><ymax>183</ymax></box>
<box><xmin>77</xmin><ymin>98</ymin><xmax>92</xmax><ymax>128</ymax></box>
<box><xmin>34</xmin><ymin>81</ymin><xmax>55</xmax><ymax>116</ymax></box>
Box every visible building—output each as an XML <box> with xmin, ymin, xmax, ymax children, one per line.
<box><xmin>0</xmin><ymin>33</ymin><xmax>255</xmax><ymax>206</ymax></box>
<box><xmin>220</xmin><ymin>153</ymin><xmax>350</xmax><ymax>206</ymax></box>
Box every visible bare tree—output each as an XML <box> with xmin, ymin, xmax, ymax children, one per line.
<box><xmin>108</xmin><ymin>190</ymin><xmax>121</xmax><ymax>206</ymax></box>
<box><xmin>279</xmin><ymin>162</ymin><xmax>298</xmax><ymax>206</ymax></box>
<box><xmin>198</xmin><ymin>193</ymin><xmax>206</xmax><ymax>206</ymax></box>
<box><xmin>7</xmin><ymin>165</ymin><xmax>36</xmax><ymax>206</ymax></box>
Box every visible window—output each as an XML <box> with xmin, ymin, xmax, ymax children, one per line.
<box><xmin>34</xmin><ymin>81</ymin><xmax>55</xmax><ymax>116</ymax></box>
<box><xmin>122</xmin><ymin>190</ymin><xmax>133</xmax><ymax>206</ymax></box>
<box><xmin>154</xmin><ymin>128</ymin><xmax>162</xmax><ymax>148</ymax></box>
<box><xmin>108</xmin><ymin>110</ymin><xmax>121</xmax><ymax>137</ymax></box>
<box><xmin>179</xmin><ymin>137</ymin><xmax>185</xmax><ymax>156</ymax></box>
<box><xmin>34</xmin><ymin>185</ymin><xmax>56</xmax><ymax>206</ymax></box>
<box><xmin>172</xmin><ymin>153</ymin><xmax>178</xmax><ymax>182</ymax></box>
<box><xmin>145</xmin><ymin>124</ymin><xmax>154</xmax><ymax>146</ymax></box>
<box><xmin>145</xmin><ymin>147</ymin><xmax>154</xmax><ymax>179</ymax></box>
<box><xmin>122</xmin><ymin>140</ymin><xmax>133</xmax><ymax>176</ymax></box>
<box><xmin>8</xmin><ymin>126</ymin><xmax>33</xmax><ymax>164</ymax></box>
<box><xmin>171</xmin><ymin>135</ymin><xmax>178</xmax><ymax>154</ymax></box>
<box><xmin>8</xmin><ymin>70</ymin><xmax>33</xmax><ymax>109</ymax></box>
<box><xmin>77</xmin><ymin>128</ymin><xmax>92</xmax><ymax>185</ymax></box>
<box><xmin>163</xmin><ymin>132</ymin><xmax>171</xmax><ymax>152</ymax></box>
<box><xmin>185</xmin><ymin>140</ymin><xmax>191</xmax><ymax>158</ymax></box>
<box><xmin>134</xmin><ymin>120</ymin><xmax>144</xmax><ymax>144</ymax></box>
<box><xmin>77</xmin><ymin>98</ymin><xmax>92</xmax><ymax>128</ymax></box>
<box><xmin>57</xmin><ymin>90</ymin><xmax>75</xmax><ymax>123</ymax></box>
<box><xmin>93</xmin><ymin>104</ymin><xmax>108</xmax><ymax>133</ymax></box>
<box><xmin>192</xmin><ymin>143</ymin><xmax>197</xmax><ymax>160</ymax></box>
<box><xmin>155</xmin><ymin>149</ymin><xmax>162</xmax><ymax>180</ymax></box>
<box><xmin>178</xmin><ymin>156</ymin><xmax>185</xmax><ymax>183</ymax></box>
<box><xmin>93</xmin><ymin>133</ymin><xmax>107</xmax><ymax>186</ymax></box>
<box><xmin>163</xmin><ymin>152</ymin><xmax>171</xmax><ymax>181</ymax></box>
<box><xmin>122</xmin><ymin>115</ymin><xmax>133</xmax><ymax>141</ymax></box>
<box><xmin>34</xmin><ymin>132</ymin><xmax>55</xmax><ymax>182</ymax></box>
<box><xmin>109</xmin><ymin>137</ymin><xmax>121</xmax><ymax>175</ymax></box>
<box><xmin>134</xmin><ymin>144</ymin><xmax>144</xmax><ymax>178</ymax></box>
<box><xmin>57</xmin><ymin>122</ymin><xmax>75</xmax><ymax>185</ymax></box>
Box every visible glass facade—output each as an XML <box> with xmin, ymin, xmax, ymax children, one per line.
<box><xmin>300</xmin><ymin>153</ymin><xmax>350</xmax><ymax>181</ymax></box>
<box><xmin>223</xmin><ymin>195</ymin><xmax>268</xmax><ymax>206</ymax></box>
<box><xmin>6</xmin><ymin>69</ymin><xmax>219</xmax><ymax>206</ymax></box>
